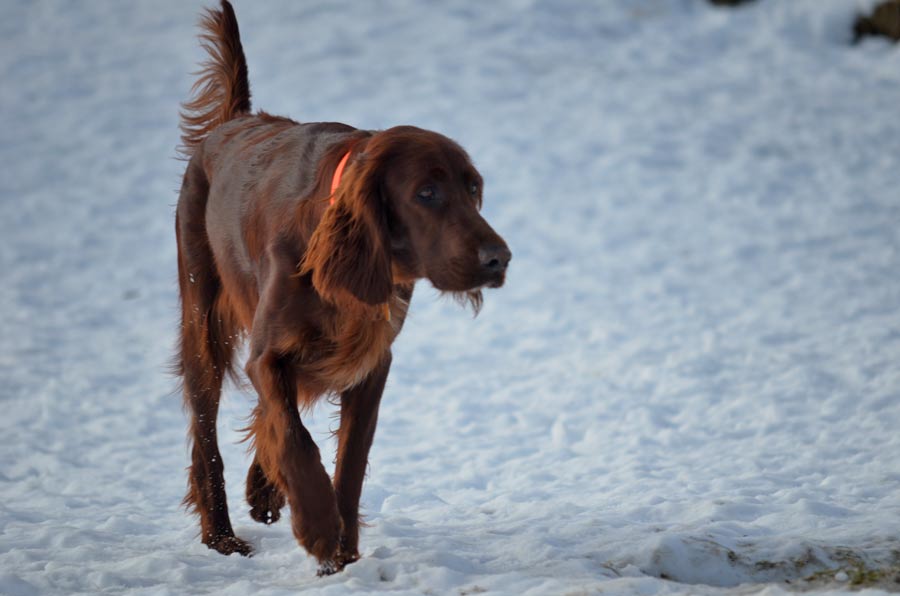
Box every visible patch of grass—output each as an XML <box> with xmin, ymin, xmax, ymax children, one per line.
<box><xmin>801</xmin><ymin>549</ymin><xmax>900</xmax><ymax>590</ymax></box>
<box><xmin>750</xmin><ymin>546</ymin><xmax>900</xmax><ymax>590</ymax></box>
<box><xmin>847</xmin><ymin>564</ymin><xmax>886</xmax><ymax>586</ymax></box>
<box><xmin>753</xmin><ymin>559</ymin><xmax>780</xmax><ymax>571</ymax></box>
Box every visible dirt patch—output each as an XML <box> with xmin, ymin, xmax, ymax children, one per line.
<box><xmin>854</xmin><ymin>0</ymin><xmax>900</xmax><ymax>42</ymax></box>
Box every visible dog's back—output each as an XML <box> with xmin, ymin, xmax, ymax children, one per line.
<box><xmin>177</xmin><ymin>2</ymin><xmax>370</xmax><ymax>298</ymax></box>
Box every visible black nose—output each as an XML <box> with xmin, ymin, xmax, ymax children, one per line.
<box><xmin>478</xmin><ymin>244</ymin><xmax>511</xmax><ymax>273</ymax></box>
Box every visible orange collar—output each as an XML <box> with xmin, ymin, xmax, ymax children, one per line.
<box><xmin>329</xmin><ymin>151</ymin><xmax>352</xmax><ymax>205</ymax></box>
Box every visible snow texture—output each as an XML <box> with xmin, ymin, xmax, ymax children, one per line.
<box><xmin>2</xmin><ymin>0</ymin><xmax>900</xmax><ymax>594</ymax></box>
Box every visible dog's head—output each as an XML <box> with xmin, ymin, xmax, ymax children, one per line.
<box><xmin>303</xmin><ymin>126</ymin><xmax>510</xmax><ymax>312</ymax></box>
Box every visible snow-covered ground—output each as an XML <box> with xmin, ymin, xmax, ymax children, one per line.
<box><xmin>3</xmin><ymin>0</ymin><xmax>900</xmax><ymax>594</ymax></box>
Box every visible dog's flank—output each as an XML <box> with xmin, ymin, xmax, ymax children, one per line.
<box><xmin>175</xmin><ymin>0</ymin><xmax>510</xmax><ymax>576</ymax></box>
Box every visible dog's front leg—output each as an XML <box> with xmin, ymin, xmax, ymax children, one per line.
<box><xmin>246</xmin><ymin>350</ymin><xmax>342</xmax><ymax>567</ymax></box>
<box><xmin>333</xmin><ymin>353</ymin><xmax>391</xmax><ymax>568</ymax></box>
<box><xmin>244</xmin><ymin>256</ymin><xmax>341</xmax><ymax>570</ymax></box>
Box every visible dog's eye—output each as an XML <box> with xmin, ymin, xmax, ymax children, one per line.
<box><xmin>416</xmin><ymin>185</ymin><xmax>437</xmax><ymax>203</ymax></box>
<box><xmin>469</xmin><ymin>183</ymin><xmax>479</xmax><ymax>196</ymax></box>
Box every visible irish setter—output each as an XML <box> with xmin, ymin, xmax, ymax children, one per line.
<box><xmin>174</xmin><ymin>0</ymin><xmax>510</xmax><ymax>576</ymax></box>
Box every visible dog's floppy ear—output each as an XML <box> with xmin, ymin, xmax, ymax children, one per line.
<box><xmin>301</xmin><ymin>154</ymin><xmax>393</xmax><ymax>306</ymax></box>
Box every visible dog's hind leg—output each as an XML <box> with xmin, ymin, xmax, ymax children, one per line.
<box><xmin>175</xmin><ymin>160</ymin><xmax>250</xmax><ymax>556</ymax></box>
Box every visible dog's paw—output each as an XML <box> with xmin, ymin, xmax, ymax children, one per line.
<box><xmin>207</xmin><ymin>534</ymin><xmax>254</xmax><ymax>557</ymax></box>
<box><xmin>294</xmin><ymin>502</ymin><xmax>342</xmax><ymax>563</ymax></box>
<box><xmin>336</xmin><ymin>545</ymin><xmax>360</xmax><ymax>568</ymax></box>
<box><xmin>316</xmin><ymin>559</ymin><xmax>340</xmax><ymax>577</ymax></box>
<box><xmin>246</xmin><ymin>462</ymin><xmax>286</xmax><ymax>525</ymax></box>
<box><xmin>314</xmin><ymin>546</ymin><xmax>360</xmax><ymax>577</ymax></box>
<box><xmin>248</xmin><ymin>483</ymin><xmax>285</xmax><ymax>525</ymax></box>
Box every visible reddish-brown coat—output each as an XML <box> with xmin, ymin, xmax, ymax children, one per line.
<box><xmin>174</xmin><ymin>0</ymin><xmax>509</xmax><ymax>574</ymax></box>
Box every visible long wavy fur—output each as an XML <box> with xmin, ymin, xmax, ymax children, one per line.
<box><xmin>178</xmin><ymin>0</ymin><xmax>251</xmax><ymax>159</ymax></box>
<box><xmin>300</xmin><ymin>154</ymin><xmax>394</xmax><ymax>308</ymax></box>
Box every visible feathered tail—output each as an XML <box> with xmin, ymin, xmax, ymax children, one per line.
<box><xmin>179</xmin><ymin>0</ymin><xmax>251</xmax><ymax>159</ymax></box>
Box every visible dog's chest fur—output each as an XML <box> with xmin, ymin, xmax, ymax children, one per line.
<box><xmin>293</xmin><ymin>287</ymin><xmax>410</xmax><ymax>401</ymax></box>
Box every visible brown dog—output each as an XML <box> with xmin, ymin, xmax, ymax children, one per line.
<box><xmin>174</xmin><ymin>0</ymin><xmax>510</xmax><ymax>575</ymax></box>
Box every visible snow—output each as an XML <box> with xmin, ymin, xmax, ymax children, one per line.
<box><xmin>2</xmin><ymin>0</ymin><xmax>900</xmax><ymax>594</ymax></box>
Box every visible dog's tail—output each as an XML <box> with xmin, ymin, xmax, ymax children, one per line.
<box><xmin>179</xmin><ymin>0</ymin><xmax>251</xmax><ymax>159</ymax></box>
